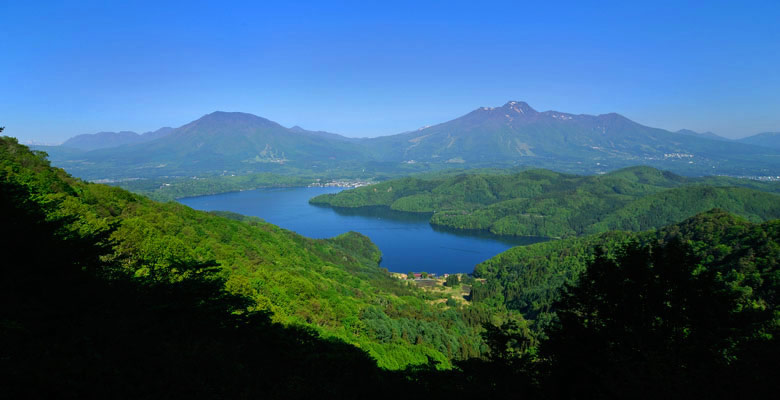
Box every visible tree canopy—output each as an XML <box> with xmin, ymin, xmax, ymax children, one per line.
<box><xmin>311</xmin><ymin>167</ymin><xmax>780</xmax><ymax>238</ymax></box>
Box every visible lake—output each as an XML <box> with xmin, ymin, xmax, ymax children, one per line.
<box><xmin>179</xmin><ymin>187</ymin><xmax>547</xmax><ymax>275</ymax></box>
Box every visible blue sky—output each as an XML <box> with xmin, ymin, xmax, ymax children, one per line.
<box><xmin>1</xmin><ymin>0</ymin><xmax>778</xmax><ymax>142</ymax></box>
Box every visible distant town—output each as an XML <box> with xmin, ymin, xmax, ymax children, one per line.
<box><xmin>308</xmin><ymin>179</ymin><xmax>374</xmax><ymax>188</ymax></box>
<box><xmin>722</xmin><ymin>175</ymin><xmax>780</xmax><ymax>182</ymax></box>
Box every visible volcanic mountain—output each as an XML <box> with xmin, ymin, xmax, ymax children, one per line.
<box><xmin>361</xmin><ymin>101</ymin><xmax>773</xmax><ymax>166</ymax></box>
<box><xmin>42</xmin><ymin>102</ymin><xmax>780</xmax><ymax>179</ymax></box>
<box><xmin>51</xmin><ymin>111</ymin><xmax>368</xmax><ymax>177</ymax></box>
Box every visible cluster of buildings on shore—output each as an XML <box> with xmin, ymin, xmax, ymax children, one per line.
<box><xmin>663</xmin><ymin>152</ymin><xmax>695</xmax><ymax>159</ymax></box>
<box><xmin>728</xmin><ymin>175</ymin><xmax>780</xmax><ymax>182</ymax></box>
<box><xmin>308</xmin><ymin>179</ymin><xmax>373</xmax><ymax>188</ymax></box>
<box><xmin>395</xmin><ymin>272</ymin><xmax>459</xmax><ymax>280</ymax></box>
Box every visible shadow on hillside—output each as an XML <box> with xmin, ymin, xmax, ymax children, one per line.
<box><xmin>0</xmin><ymin>178</ymin><xmax>407</xmax><ymax>399</ymax></box>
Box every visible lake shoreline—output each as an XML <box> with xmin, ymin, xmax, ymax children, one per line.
<box><xmin>313</xmin><ymin>203</ymin><xmax>552</xmax><ymax>244</ymax></box>
<box><xmin>179</xmin><ymin>187</ymin><xmax>545</xmax><ymax>275</ymax></box>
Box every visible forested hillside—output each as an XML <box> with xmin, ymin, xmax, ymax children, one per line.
<box><xmin>1</xmin><ymin>169</ymin><xmax>395</xmax><ymax>398</ymax></box>
<box><xmin>0</xmin><ymin>136</ymin><xmax>496</xmax><ymax>371</ymax></box>
<box><xmin>461</xmin><ymin>210</ymin><xmax>779</xmax><ymax>396</ymax></box>
<box><xmin>3</xmin><ymin>134</ymin><xmax>776</xmax><ymax>397</ymax></box>
<box><xmin>311</xmin><ymin>166</ymin><xmax>780</xmax><ymax>237</ymax></box>
<box><xmin>473</xmin><ymin>210</ymin><xmax>779</xmax><ymax>337</ymax></box>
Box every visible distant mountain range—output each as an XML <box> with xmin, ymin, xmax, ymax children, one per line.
<box><xmin>737</xmin><ymin>132</ymin><xmax>780</xmax><ymax>149</ymax></box>
<box><xmin>62</xmin><ymin>127</ymin><xmax>174</xmax><ymax>150</ymax></box>
<box><xmin>675</xmin><ymin>129</ymin><xmax>728</xmax><ymax>141</ymax></box>
<box><xmin>675</xmin><ymin>129</ymin><xmax>780</xmax><ymax>150</ymax></box>
<box><xmin>362</xmin><ymin>101</ymin><xmax>773</xmax><ymax>164</ymax></box>
<box><xmin>36</xmin><ymin>101</ymin><xmax>780</xmax><ymax>179</ymax></box>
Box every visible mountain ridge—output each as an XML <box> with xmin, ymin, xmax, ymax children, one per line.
<box><xmin>44</xmin><ymin>101</ymin><xmax>780</xmax><ymax>179</ymax></box>
<box><xmin>359</xmin><ymin>101</ymin><xmax>778</xmax><ymax>171</ymax></box>
<box><xmin>738</xmin><ymin>131</ymin><xmax>780</xmax><ymax>149</ymax></box>
<box><xmin>62</xmin><ymin>127</ymin><xmax>174</xmax><ymax>150</ymax></box>
<box><xmin>676</xmin><ymin>129</ymin><xmax>728</xmax><ymax>141</ymax></box>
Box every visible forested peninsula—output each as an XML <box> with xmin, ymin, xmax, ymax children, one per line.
<box><xmin>310</xmin><ymin>167</ymin><xmax>780</xmax><ymax>237</ymax></box>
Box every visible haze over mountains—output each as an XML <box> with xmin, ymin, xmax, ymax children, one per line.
<box><xmin>40</xmin><ymin>101</ymin><xmax>780</xmax><ymax>180</ymax></box>
<box><xmin>737</xmin><ymin>132</ymin><xmax>780</xmax><ymax>149</ymax></box>
<box><xmin>675</xmin><ymin>128</ymin><xmax>780</xmax><ymax>149</ymax></box>
<box><xmin>62</xmin><ymin>127</ymin><xmax>174</xmax><ymax>150</ymax></box>
<box><xmin>675</xmin><ymin>129</ymin><xmax>728</xmax><ymax>141</ymax></box>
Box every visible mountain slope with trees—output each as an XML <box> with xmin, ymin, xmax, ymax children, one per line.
<box><xmin>0</xmin><ymin>136</ymin><xmax>494</xmax><ymax>371</ymax></box>
<box><xmin>472</xmin><ymin>210</ymin><xmax>779</xmax><ymax>338</ymax></box>
<box><xmin>1</xmin><ymin>170</ymin><xmax>399</xmax><ymax>398</ymax></box>
<box><xmin>3</xmin><ymin>129</ymin><xmax>776</xmax><ymax>397</ymax></box>
<box><xmin>311</xmin><ymin>166</ymin><xmax>780</xmax><ymax>237</ymax></box>
<box><xmin>537</xmin><ymin>232</ymin><xmax>778</xmax><ymax>397</ymax></box>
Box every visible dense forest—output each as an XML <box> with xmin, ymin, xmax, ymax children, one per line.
<box><xmin>0</xmin><ymin>136</ymin><xmax>498</xmax><ymax>372</ymax></box>
<box><xmin>2</xmin><ymin>133</ymin><xmax>777</xmax><ymax>397</ymax></box>
<box><xmin>473</xmin><ymin>210</ymin><xmax>779</xmax><ymax>338</ymax></box>
<box><xmin>310</xmin><ymin>167</ymin><xmax>780</xmax><ymax>237</ymax></box>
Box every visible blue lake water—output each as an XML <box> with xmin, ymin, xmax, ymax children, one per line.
<box><xmin>178</xmin><ymin>187</ymin><xmax>547</xmax><ymax>275</ymax></box>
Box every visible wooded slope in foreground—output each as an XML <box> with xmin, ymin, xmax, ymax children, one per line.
<box><xmin>473</xmin><ymin>210</ymin><xmax>779</xmax><ymax>337</ymax></box>
<box><xmin>0</xmin><ymin>136</ymin><xmax>494</xmax><ymax>373</ymax></box>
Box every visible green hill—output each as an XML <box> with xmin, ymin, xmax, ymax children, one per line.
<box><xmin>1</xmin><ymin>169</ymin><xmax>396</xmax><ymax>398</ymax></box>
<box><xmin>0</xmin><ymin>136</ymin><xmax>491</xmax><ymax>371</ymax></box>
<box><xmin>473</xmin><ymin>209</ymin><xmax>779</xmax><ymax>336</ymax></box>
<box><xmin>4</xmin><ymin>133</ymin><xmax>776</xmax><ymax>397</ymax></box>
<box><xmin>311</xmin><ymin>166</ymin><xmax>780</xmax><ymax>237</ymax></box>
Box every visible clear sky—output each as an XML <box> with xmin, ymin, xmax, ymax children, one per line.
<box><xmin>1</xmin><ymin>0</ymin><xmax>778</xmax><ymax>143</ymax></box>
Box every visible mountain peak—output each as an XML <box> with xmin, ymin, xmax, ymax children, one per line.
<box><xmin>191</xmin><ymin>111</ymin><xmax>279</xmax><ymax>127</ymax></box>
<box><xmin>501</xmin><ymin>101</ymin><xmax>537</xmax><ymax>115</ymax></box>
<box><xmin>203</xmin><ymin>111</ymin><xmax>259</xmax><ymax>119</ymax></box>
